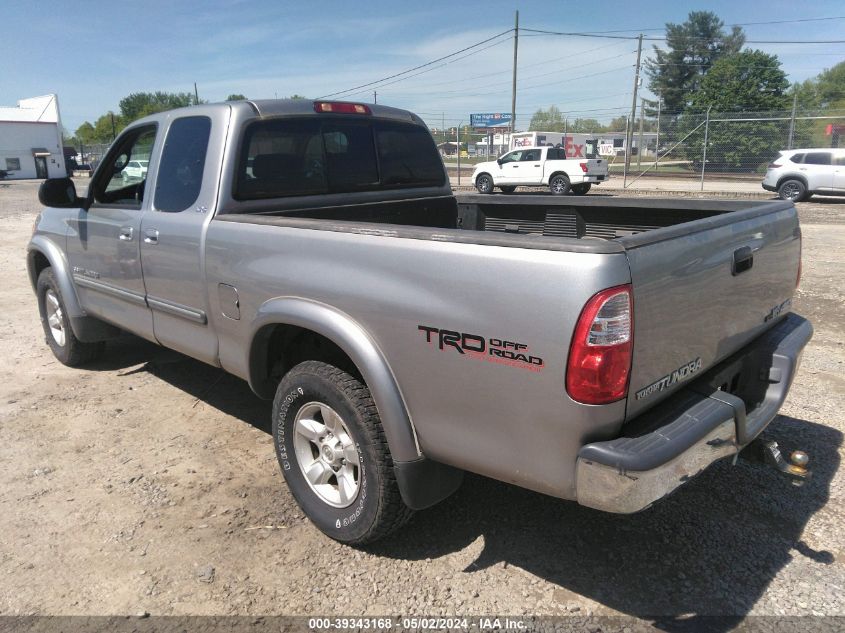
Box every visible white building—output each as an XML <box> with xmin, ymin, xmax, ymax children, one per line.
<box><xmin>0</xmin><ymin>95</ymin><xmax>66</xmax><ymax>179</ymax></box>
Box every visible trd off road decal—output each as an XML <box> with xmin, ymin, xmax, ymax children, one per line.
<box><xmin>417</xmin><ymin>325</ymin><xmax>544</xmax><ymax>372</ymax></box>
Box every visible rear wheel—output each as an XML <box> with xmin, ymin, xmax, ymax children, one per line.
<box><xmin>571</xmin><ymin>183</ymin><xmax>592</xmax><ymax>195</ymax></box>
<box><xmin>549</xmin><ymin>174</ymin><xmax>571</xmax><ymax>195</ymax></box>
<box><xmin>272</xmin><ymin>361</ymin><xmax>413</xmax><ymax>544</ymax></box>
<box><xmin>777</xmin><ymin>179</ymin><xmax>807</xmax><ymax>202</ymax></box>
<box><xmin>475</xmin><ymin>174</ymin><xmax>494</xmax><ymax>194</ymax></box>
<box><xmin>499</xmin><ymin>186</ymin><xmax>516</xmax><ymax>194</ymax></box>
<box><xmin>37</xmin><ymin>268</ymin><xmax>105</xmax><ymax>366</ymax></box>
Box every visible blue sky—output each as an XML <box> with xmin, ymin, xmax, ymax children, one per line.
<box><xmin>3</xmin><ymin>0</ymin><xmax>845</xmax><ymax>133</ymax></box>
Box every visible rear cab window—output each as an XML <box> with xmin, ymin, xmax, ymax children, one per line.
<box><xmin>154</xmin><ymin>116</ymin><xmax>212</xmax><ymax>212</ymax></box>
<box><xmin>235</xmin><ymin>116</ymin><xmax>444</xmax><ymax>200</ymax></box>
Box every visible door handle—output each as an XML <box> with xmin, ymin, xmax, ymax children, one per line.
<box><xmin>534</xmin><ymin>164</ymin><xmax>541</xmax><ymax>166</ymax></box>
<box><xmin>118</xmin><ymin>227</ymin><xmax>133</xmax><ymax>241</ymax></box>
<box><xmin>144</xmin><ymin>229</ymin><xmax>159</xmax><ymax>245</ymax></box>
<box><xmin>513</xmin><ymin>165</ymin><xmax>519</xmax><ymax>168</ymax></box>
<box><xmin>732</xmin><ymin>246</ymin><xmax>754</xmax><ymax>276</ymax></box>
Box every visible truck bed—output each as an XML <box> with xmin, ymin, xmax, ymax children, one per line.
<box><xmin>220</xmin><ymin>193</ymin><xmax>794</xmax><ymax>250</ymax></box>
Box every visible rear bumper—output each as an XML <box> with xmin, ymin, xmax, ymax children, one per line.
<box><xmin>575</xmin><ymin>313</ymin><xmax>812</xmax><ymax>513</ymax></box>
<box><xmin>762</xmin><ymin>183</ymin><xmax>777</xmax><ymax>192</ymax></box>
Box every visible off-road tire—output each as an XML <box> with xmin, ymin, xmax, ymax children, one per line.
<box><xmin>36</xmin><ymin>267</ymin><xmax>105</xmax><ymax>366</ymax></box>
<box><xmin>777</xmin><ymin>179</ymin><xmax>807</xmax><ymax>202</ymax></box>
<box><xmin>499</xmin><ymin>186</ymin><xmax>517</xmax><ymax>194</ymax></box>
<box><xmin>475</xmin><ymin>173</ymin><xmax>494</xmax><ymax>194</ymax></box>
<box><xmin>571</xmin><ymin>183</ymin><xmax>592</xmax><ymax>195</ymax></box>
<box><xmin>272</xmin><ymin>361</ymin><xmax>413</xmax><ymax>544</ymax></box>
<box><xmin>549</xmin><ymin>173</ymin><xmax>571</xmax><ymax>195</ymax></box>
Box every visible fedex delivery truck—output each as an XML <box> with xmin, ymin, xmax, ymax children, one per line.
<box><xmin>510</xmin><ymin>131</ymin><xmax>599</xmax><ymax>159</ymax></box>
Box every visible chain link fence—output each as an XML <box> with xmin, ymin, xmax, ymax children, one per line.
<box><xmin>623</xmin><ymin>108</ymin><xmax>845</xmax><ymax>193</ymax></box>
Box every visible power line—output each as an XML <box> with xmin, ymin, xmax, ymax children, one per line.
<box><xmin>522</xmin><ymin>27</ymin><xmax>845</xmax><ymax>44</ymax></box>
<box><xmin>367</xmin><ymin>39</ymin><xmax>631</xmax><ymax>96</ymax></box>
<box><xmin>374</xmin><ymin>50</ymin><xmax>635</xmax><ymax>99</ymax></box>
<box><xmin>530</xmin><ymin>15</ymin><xmax>845</xmax><ymax>35</ymax></box>
<box><xmin>317</xmin><ymin>28</ymin><xmax>513</xmax><ymax>99</ymax></box>
<box><xmin>337</xmin><ymin>36</ymin><xmax>514</xmax><ymax>99</ymax></box>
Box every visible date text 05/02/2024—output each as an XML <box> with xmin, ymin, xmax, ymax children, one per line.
<box><xmin>308</xmin><ymin>617</ymin><xmax>528</xmax><ymax>630</ymax></box>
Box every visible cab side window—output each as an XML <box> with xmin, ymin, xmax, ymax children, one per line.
<box><xmin>154</xmin><ymin>116</ymin><xmax>212</xmax><ymax>213</ymax></box>
<box><xmin>521</xmin><ymin>149</ymin><xmax>541</xmax><ymax>161</ymax></box>
<box><xmin>500</xmin><ymin>151</ymin><xmax>523</xmax><ymax>164</ymax></box>
<box><xmin>804</xmin><ymin>152</ymin><xmax>831</xmax><ymax>165</ymax></box>
<box><xmin>93</xmin><ymin>125</ymin><xmax>157</xmax><ymax>207</ymax></box>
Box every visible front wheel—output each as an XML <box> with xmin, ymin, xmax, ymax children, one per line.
<box><xmin>272</xmin><ymin>361</ymin><xmax>413</xmax><ymax>544</ymax></box>
<box><xmin>571</xmin><ymin>183</ymin><xmax>592</xmax><ymax>195</ymax></box>
<box><xmin>549</xmin><ymin>174</ymin><xmax>571</xmax><ymax>195</ymax></box>
<box><xmin>499</xmin><ymin>186</ymin><xmax>516</xmax><ymax>194</ymax></box>
<box><xmin>37</xmin><ymin>268</ymin><xmax>105</xmax><ymax>366</ymax></box>
<box><xmin>475</xmin><ymin>174</ymin><xmax>494</xmax><ymax>194</ymax></box>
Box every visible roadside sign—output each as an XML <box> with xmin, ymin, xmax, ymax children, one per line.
<box><xmin>470</xmin><ymin>113</ymin><xmax>513</xmax><ymax>129</ymax></box>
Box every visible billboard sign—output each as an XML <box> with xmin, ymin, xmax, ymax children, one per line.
<box><xmin>470</xmin><ymin>112</ymin><xmax>513</xmax><ymax>129</ymax></box>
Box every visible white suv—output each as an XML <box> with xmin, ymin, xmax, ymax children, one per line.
<box><xmin>762</xmin><ymin>148</ymin><xmax>845</xmax><ymax>201</ymax></box>
<box><xmin>121</xmin><ymin>159</ymin><xmax>149</xmax><ymax>182</ymax></box>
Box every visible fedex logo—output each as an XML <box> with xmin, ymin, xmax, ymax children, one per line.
<box><xmin>564</xmin><ymin>138</ymin><xmax>584</xmax><ymax>158</ymax></box>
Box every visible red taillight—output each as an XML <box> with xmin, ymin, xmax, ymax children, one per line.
<box><xmin>579</xmin><ymin>162</ymin><xmax>588</xmax><ymax>173</ymax></box>
<box><xmin>314</xmin><ymin>101</ymin><xmax>371</xmax><ymax>115</ymax></box>
<box><xmin>566</xmin><ymin>285</ymin><xmax>633</xmax><ymax>405</ymax></box>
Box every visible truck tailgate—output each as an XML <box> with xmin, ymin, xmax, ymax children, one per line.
<box><xmin>585</xmin><ymin>158</ymin><xmax>607</xmax><ymax>176</ymax></box>
<box><xmin>622</xmin><ymin>203</ymin><xmax>801</xmax><ymax>419</ymax></box>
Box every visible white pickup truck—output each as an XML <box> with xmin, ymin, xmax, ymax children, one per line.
<box><xmin>472</xmin><ymin>146</ymin><xmax>609</xmax><ymax>195</ymax></box>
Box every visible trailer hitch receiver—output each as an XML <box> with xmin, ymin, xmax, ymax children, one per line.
<box><xmin>742</xmin><ymin>439</ymin><xmax>811</xmax><ymax>486</ymax></box>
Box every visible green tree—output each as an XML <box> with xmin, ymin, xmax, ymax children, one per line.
<box><xmin>684</xmin><ymin>50</ymin><xmax>789</xmax><ymax>171</ymax></box>
<box><xmin>606</xmin><ymin>116</ymin><xmax>629</xmax><ymax>132</ymax></box>
<box><xmin>789</xmin><ymin>60</ymin><xmax>845</xmax><ymax>147</ymax></box>
<box><xmin>689</xmin><ymin>50</ymin><xmax>788</xmax><ymax>112</ymax></box>
<box><xmin>645</xmin><ymin>11</ymin><xmax>745</xmax><ymax>113</ymax></box>
<box><xmin>226</xmin><ymin>93</ymin><xmax>248</xmax><ymax>101</ymax></box>
<box><xmin>75</xmin><ymin>112</ymin><xmax>124</xmax><ymax>144</ymax></box>
<box><xmin>568</xmin><ymin>118</ymin><xmax>606</xmax><ymax>133</ymax></box>
<box><xmin>814</xmin><ymin>61</ymin><xmax>845</xmax><ymax>109</ymax></box>
<box><xmin>529</xmin><ymin>106</ymin><xmax>565</xmax><ymax>132</ymax></box>
<box><xmin>118</xmin><ymin>92</ymin><xmax>196</xmax><ymax>123</ymax></box>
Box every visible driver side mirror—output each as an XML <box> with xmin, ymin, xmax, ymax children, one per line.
<box><xmin>496</xmin><ymin>158</ymin><xmax>503</xmax><ymax>165</ymax></box>
<box><xmin>39</xmin><ymin>178</ymin><xmax>82</xmax><ymax>208</ymax></box>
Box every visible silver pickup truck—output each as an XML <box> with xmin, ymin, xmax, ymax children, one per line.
<box><xmin>29</xmin><ymin>99</ymin><xmax>811</xmax><ymax>544</ymax></box>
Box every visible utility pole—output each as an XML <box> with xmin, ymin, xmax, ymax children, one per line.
<box><xmin>788</xmin><ymin>91</ymin><xmax>798</xmax><ymax>150</ymax></box>
<box><xmin>457</xmin><ymin>122</ymin><xmax>462</xmax><ymax>186</ymax></box>
<box><xmin>373</xmin><ymin>90</ymin><xmax>377</xmax><ymax>104</ymax></box>
<box><xmin>625</xmin><ymin>34</ymin><xmax>643</xmax><ymax>181</ymax></box>
<box><xmin>510</xmin><ymin>10</ymin><xmax>519</xmax><ymax>137</ymax></box>
<box><xmin>194</xmin><ymin>82</ymin><xmax>200</xmax><ymax>105</ymax></box>
<box><xmin>701</xmin><ymin>106</ymin><xmax>712</xmax><ymax>191</ymax></box>
<box><xmin>655</xmin><ymin>97</ymin><xmax>662</xmax><ymax>166</ymax></box>
<box><xmin>636</xmin><ymin>98</ymin><xmax>645</xmax><ymax>170</ymax></box>
<box><xmin>622</xmin><ymin>115</ymin><xmax>630</xmax><ymax>187</ymax></box>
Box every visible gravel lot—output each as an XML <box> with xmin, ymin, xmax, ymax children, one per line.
<box><xmin>0</xmin><ymin>179</ymin><xmax>843</xmax><ymax>626</ymax></box>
